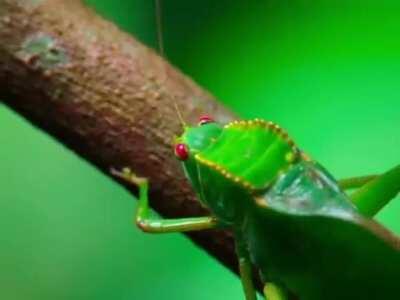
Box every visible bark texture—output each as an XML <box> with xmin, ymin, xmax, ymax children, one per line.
<box><xmin>0</xmin><ymin>0</ymin><xmax>265</xmax><ymax>292</ymax></box>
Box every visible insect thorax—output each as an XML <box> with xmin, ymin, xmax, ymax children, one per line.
<box><xmin>191</xmin><ymin>119</ymin><xmax>301</xmax><ymax>223</ymax></box>
<box><xmin>195</xmin><ymin>119</ymin><xmax>300</xmax><ymax>191</ymax></box>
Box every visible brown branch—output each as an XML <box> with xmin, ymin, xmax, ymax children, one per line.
<box><xmin>0</xmin><ymin>0</ymin><xmax>265</xmax><ymax>293</ymax></box>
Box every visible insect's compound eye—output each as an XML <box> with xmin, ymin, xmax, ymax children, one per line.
<box><xmin>174</xmin><ymin>143</ymin><xmax>189</xmax><ymax>161</ymax></box>
<box><xmin>198</xmin><ymin>115</ymin><xmax>214</xmax><ymax>126</ymax></box>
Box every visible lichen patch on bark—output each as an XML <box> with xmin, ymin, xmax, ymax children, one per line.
<box><xmin>16</xmin><ymin>33</ymin><xmax>68</xmax><ymax>70</ymax></box>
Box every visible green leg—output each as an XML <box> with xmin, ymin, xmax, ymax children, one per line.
<box><xmin>263</xmin><ymin>282</ymin><xmax>288</xmax><ymax>300</ymax></box>
<box><xmin>111</xmin><ymin>168</ymin><xmax>222</xmax><ymax>233</ymax></box>
<box><xmin>348</xmin><ymin>165</ymin><xmax>400</xmax><ymax>217</ymax></box>
<box><xmin>338</xmin><ymin>175</ymin><xmax>378</xmax><ymax>190</ymax></box>
<box><xmin>234</xmin><ymin>234</ymin><xmax>257</xmax><ymax>300</ymax></box>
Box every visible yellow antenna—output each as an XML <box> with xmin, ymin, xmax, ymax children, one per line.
<box><xmin>155</xmin><ymin>0</ymin><xmax>164</xmax><ymax>56</ymax></box>
<box><xmin>154</xmin><ymin>1</ymin><xmax>186</xmax><ymax>129</ymax></box>
<box><xmin>174</xmin><ymin>101</ymin><xmax>187</xmax><ymax>128</ymax></box>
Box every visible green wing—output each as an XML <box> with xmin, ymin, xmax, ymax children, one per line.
<box><xmin>196</xmin><ymin>119</ymin><xmax>299</xmax><ymax>190</ymax></box>
<box><xmin>247</xmin><ymin>209</ymin><xmax>400</xmax><ymax>300</ymax></box>
<box><xmin>249</xmin><ymin>160</ymin><xmax>400</xmax><ymax>299</ymax></box>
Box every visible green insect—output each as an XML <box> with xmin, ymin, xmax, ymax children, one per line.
<box><xmin>112</xmin><ymin>115</ymin><xmax>400</xmax><ymax>300</ymax></box>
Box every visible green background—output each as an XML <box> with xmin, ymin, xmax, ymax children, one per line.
<box><xmin>1</xmin><ymin>1</ymin><xmax>399</xmax><ymax>299</ymax></box>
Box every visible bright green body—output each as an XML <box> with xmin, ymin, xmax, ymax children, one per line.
<box><xmin>180</xmin><ymin>119</ymin><xmax>400</xmax><ymax>299</ymax></box>
<box><xmin>113</xmin><ymin>118</ymin><xmax>400</xmax><ymax>300</ymax></box>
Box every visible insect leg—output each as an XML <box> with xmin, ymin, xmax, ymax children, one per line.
<box><xmin>263</xmin><ymin>282</ymin><xmax>288</xmax><ymax>300</ymax></box>
<box><xmin>111</xmin><ymin>167</ymin><xmax>223</xmax><ymax>233</ymax></box>
<box><xmin>338</xmin><ymin>174</ymin><xmax>377</xmax><ymax>190</ymax></box>
<box><xmin>234</xmin><ymin>234</ymin><xmax>257</xmax><ymax>300</ymax></box>
<box><xmin>348</xmin><ymin>165</ymin><xmax>400</xmax><ymax>217</ymax></box>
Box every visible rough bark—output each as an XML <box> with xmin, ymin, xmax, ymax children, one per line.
<box><xmin>0</xmin><ymin>0</ymin><xmax>265</xmax><ymax>292</ymax></box>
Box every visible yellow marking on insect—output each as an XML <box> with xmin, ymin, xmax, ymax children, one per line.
<box><xmin>223</xmin><ymin>118</ymin><xmax>300</xmax><ymax>156</ymax></box>
<box><xmin>301</xmin><ymin>152</ymin><xmax>312</xmax><ymax>161</ymax></box>
<box><xmin>195</xmin><ymin>154</ymin><xmax>257</xmax><ymax>192</ymax></box>
<box><xmin>285</xmin><ymin>152</ymin><xmax>296</xmax><ymax>163</ymax></box>
<box><xmin>254</xmin><ymin>196</ymin><xmax>268</xmax><ymax>208</ymax></box>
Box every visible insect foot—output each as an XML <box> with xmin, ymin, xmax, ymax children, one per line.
<box><xmin>110</xmin><ymin>167</ymin><xmax>148</xmax><ymax>186</ymax></box>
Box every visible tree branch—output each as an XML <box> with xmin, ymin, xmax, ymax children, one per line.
<box><xmin>0</xmin><ymin>0</ymin><xmax>265</xmax><ymax>292</ymax></box>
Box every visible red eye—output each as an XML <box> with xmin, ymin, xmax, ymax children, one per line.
<box><xmin>174</xmin><ymin>143</ymin><xmax>189</xmax><ymax>160</ymax></box>
<box><xmin>198</xmin><ymin>115</ymin><xmax>214</xmax><ymax>125</ymax></box>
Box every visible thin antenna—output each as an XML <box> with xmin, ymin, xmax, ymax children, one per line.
<box><xmin>174</xmin><ymin>101</ymin><xmax>187</xmax><ymax>128</ymax></box>
<box><xmin>155</xmin><ymin>0</ymin><xmax>164</xmax><ymax>56</ymax></box>
<box><xmin>154</xmin><ymin>1</ymin><xmax>186</xmax><ymax>129</ymax></box>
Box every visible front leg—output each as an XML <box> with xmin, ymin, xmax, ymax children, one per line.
<box><xmin>111</xmin><ymin>167</ymin><xmax>223</xmax><ymax>233</ymax></box>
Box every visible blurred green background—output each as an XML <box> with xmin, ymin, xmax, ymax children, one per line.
<box><xmin>1</xmin><ymin>1</ymin><xmax>399</xmax><ymax>299</ymax></box>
